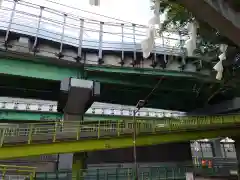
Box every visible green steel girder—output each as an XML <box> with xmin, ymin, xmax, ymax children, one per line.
<box><xmin>0</xmin><ymin>52</ymin><xmax>220</xmax><ymax>82</ymax></box>
<box><xmin>0</xmin><ymin>57</ymin><xmax>80</xmax><ymax>81</ymax></box>
<box><xmin>0</xmin><ymin>110</ymin><xmax>62</xmax><ymax>122</ymax></box>
<box><xmin>85</xmin><ymin>65</ymin><xmax>220</xmax><ymax>83</ymax></box>
<box><xmin>0</xmin><ymin>52</ymin><xmax>232</xmax><ymax>111</ymax></box>
<box><xmin>86</xmin><ymin>73</ymin><xmax>202</xmax><ymax>92</ymax></box>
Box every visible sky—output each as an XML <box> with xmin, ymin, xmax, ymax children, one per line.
<box><xmin>1</xmin><ymin>0</ymin><xmax>181</xmax><ymax>47</ymax></box>
<box><xmin>34</xmin><ymin>0</ymin><xmax>154</xmax><ymax>25</ymax></box>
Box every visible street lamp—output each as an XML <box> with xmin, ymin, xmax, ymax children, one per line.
<box><xmin>132</xmin><ymin>100</ymin><xmax>146</xmax><ymax>180</ymax></box>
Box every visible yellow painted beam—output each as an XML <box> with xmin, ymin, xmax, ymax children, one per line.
<box><xmin>72</xmin><ymin>153</ymin><xmax>85</xmax><ymax>180</ymax></box>
<box><xmin>0</xmin><ymin>128</ymin><xmax>239</xmax><ymax>159</ymax></box>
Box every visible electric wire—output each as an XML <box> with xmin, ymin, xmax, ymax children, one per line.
<box><xmin>131</xmin><ymin>37</ymin><xmax>182</xmax><ymax>179</ymax></box>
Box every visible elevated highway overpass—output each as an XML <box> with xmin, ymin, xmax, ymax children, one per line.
<box><xmin>0</xmin><ymin>0</ymin><xmax>237</xmax><ymax>112</ymax></box>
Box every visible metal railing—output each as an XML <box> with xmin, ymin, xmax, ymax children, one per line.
<box><xmin>0</xmin><ymin>100</ymin><xmax>184</xmax><ymax>118</ymax></box>
<box><xmin>0</xmin><ymin>115</ymin><xmax>240</xmax><ymax>147</ymax></box>
<box><xmin>0</xmin><ymin>164</ymin><xmax>36</xmax><ymax>180</ymax></box>
<box><xmin>36</xmin><ymin>166</ymin><xmax>193</xmax><ymax>180</ymax></box>
<box><xmin>0</xmin><ymin>0</ymin><xmax>186</xmax><ymax>56</ymax></box>
<box><xmin>35</xmin><ymin>165</ymin><xmax>237</xmax><ymax>180</ymax></box>
<box><xmin>0</xmin><ymin>164</ymin><xmax>236</xmax><ymax>180</ymax></box>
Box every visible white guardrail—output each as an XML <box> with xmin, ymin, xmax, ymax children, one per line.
<box><xmin>0</xmin><ymin>98</ymin><xmax>185</xmax><ymax>118</ymax></box>
<box><xmin>0</xmin><ymin>0</ymin><xmax>187</xmax><ymax>56</ymax></box>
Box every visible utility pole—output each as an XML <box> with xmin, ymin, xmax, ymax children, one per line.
<box><xmin>132</xmin><ymin>100</ymin><xmax>146</xmax><ymax>180</ymax></box>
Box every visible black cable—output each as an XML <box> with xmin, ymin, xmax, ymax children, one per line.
<box><xmin>132</xmin><ymin>77</ymin><xmax>163</xmax><ymax>179</ymax></box>
<box><xmin>131</xmin><ymin>32</ymin><xmax>180</xmax><ymax>178</ymax></box>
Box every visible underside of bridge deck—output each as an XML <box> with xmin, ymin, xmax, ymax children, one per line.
<box><xmin>179</xmin><ymin>0</ymin><xmax>240</xmax><ymax>47</ymax></box>
<box><xmin>0</xmin><ymin>65</ymin><xmax>238</xmax><ymax>111</ymax></box>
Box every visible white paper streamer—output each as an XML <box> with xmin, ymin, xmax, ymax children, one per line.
<box><xmin>141</xmin><ymin>0</ymin><xmax>161</xmax><ymax>58</ymax></box>
<box><xmin>184</xmin><ymin>22</ymin><xmax>197</xmax><ymax>56</ymax></box>
<box><xmin>213</xmin><ymin>44</ymin><xmax>228</xmax><ymax>80</ymax></box>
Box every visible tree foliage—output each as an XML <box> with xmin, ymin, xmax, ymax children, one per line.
<box><xmin>155</xmin><ymin>0</ymin><xmax>237</xmax><ymax>52</ymax></box>
<box><xmin>153</xmin><ymin>0</ymin><xmax>240</xmax><ymax>80</ymax></box>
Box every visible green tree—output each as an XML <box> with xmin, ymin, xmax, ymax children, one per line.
<box><xmin>154</xmin><ymin>0</ymin><xmax>238</xmax><ymax>59</ymax></box>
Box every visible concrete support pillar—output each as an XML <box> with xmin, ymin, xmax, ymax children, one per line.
<box><xmin>212</xmin><ymin>139</ymin><xmax>223</xmax><ymax>157</ymax></box>
<box><xmin>64</xmin><ymin>114</ymin><xmax>83</xmax><ymax>121</ymax></box>
<box><xmin>72</xmin><ymin>152</ymin><xmax>87</xmax><ymax>180</ymax></box>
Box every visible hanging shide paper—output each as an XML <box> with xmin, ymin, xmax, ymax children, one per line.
<box><xmin>213</xmin><ymin>44</ymin><xmax>228</xmax><ymax>80</ymax></box>
<box><xmin>141</xmin><ymin>0</ymin><xmax>161</xmax><ymax>58</ymax></box>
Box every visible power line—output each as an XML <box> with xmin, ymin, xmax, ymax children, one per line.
<box><xmin>131</xmin><ymin>38</ymin><xmax>183</xmax><ymax>179</ymax></box>
<box><xmin>21</xmin><ymin>0</ymin><xmax>148</xmax><ymax>28</ymax></box>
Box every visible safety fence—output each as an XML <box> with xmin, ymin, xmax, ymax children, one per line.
<box><xmin>0</xmin><ymin>163</ymin><xmax>237</xmax><ymax>180</ymax></box>
<box><xmin>34</xmin><ymin>165</ymin><xmax>237</xmax><ymax>180</ymax></box>
<box><xmin>0</xmin><ymin>114</ymin><xmax>239</xmax><ymax>147</ymax></box>
<box><xmin>0</xmin><ymin>164</ymin><xmax>36</xmax><ymax>180</ymax></box>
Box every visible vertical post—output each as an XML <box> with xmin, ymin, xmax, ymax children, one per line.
<box><xmin>76</xmin><ymin>120</ymin><xmax>81</xmax><ymax>140</ymax></box>
<box><xmin>28</xmin><ymin>124</ymin><xmax>33</xmax><ymax>144</ymax></box>
<box><xmin>0</xmin><ymin>129</ymin><xmax>6</xmax><ymax>147</ymax></box>
<box><xmin>127</xmin><ymin>168</ymin><xmax>130</xmax><ymax>180</ymax></box>
<box><xmin>132</xmin><ymin>24</ymin><xmax>137</xmax><ymax>66</ymax></box>
<box><xmin>152</xmin><ymin>120</ymin><xmax>155</xmax><ymax>133</ymax></box>
<box><xmin>117</xmin><ymin>119</ymin><xmax>120</xmax><ymax>137</ymax></box>
<box><xmin>72</xmin><ymin>153</ymin><xmax>86</xmax><ymax>180</ymax></box>
<box><xmin>233</xmin><ymin>138</ymin><xmax>240</xmax><ymax>179</ymax></box>
<box><xmin>77</xmin><ymin>19</ymin><xmax>84</xmax><ymax>60</ymax></box>
<box><xmin>1</xmin><ymin>167</ymin><xmax>6</xmax><ymax>180</ymax></box>
<box><xmin>98</xmin><ymin>22</ymin><xmax>104</xmax><ymax>64</ymax></box>
<box><xmin>56</xmin><ymin>154</ymin><xmax>60</xmax><ymax>172</ymax></box>
<box><xmin>4</xmin><ymin>0</ymin><xmax>18</xmax><ymax>46</ymax></box>
<box><xmin>120</xmin><ymin>23</ymin><xmax>125</xmax><ymax>65</ymax></box>
<box><xmin>97</xmin><ymin>120</ymin><xmax>100</xmax><ymax>138</ymax></box>
<box><xmin>152</xmin><ymin>40</ymin><xmax>157</xmax><ymax>67</ymax></box>
<box><xmin>30</xmin><ymin>169</ymin><xmax>36</xmax><ymax>180</ymax></box>
<box><xmin>53</xmin><ymin>122</ymin><xmax>57</xmax><ymax>142</ymax></box>
<box><xmin>179</xmin><ymin>31</ymin><xmax>186</xmax><ymax>66</ymax></box>
<box><xmin>199</xmin><ymin>142</ymin><xmax>204</xmax><ymax>157</ymax></box>
<box><xmin>161</xmin><ymin>34</ymin><xmax>164</xmax><ymax>47</ymax></box>
<box><xmin>57</xmin><ymin>13</ymin><xmax>67</xmax><ymax>58</ymax></box>
<box><xmin>212</xmin><ymin>138</ymin><xmax>223</xmax><ymax>157</ymax></box>
<box><xmin>133</xmin><ymin>109</ymin><xmax>138</xmax><ymax>180</ymax></box>
<box><xmin>33</xmin><ymin>6</ymin><xmax>44</xmax><ymax>51</ymax></box>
